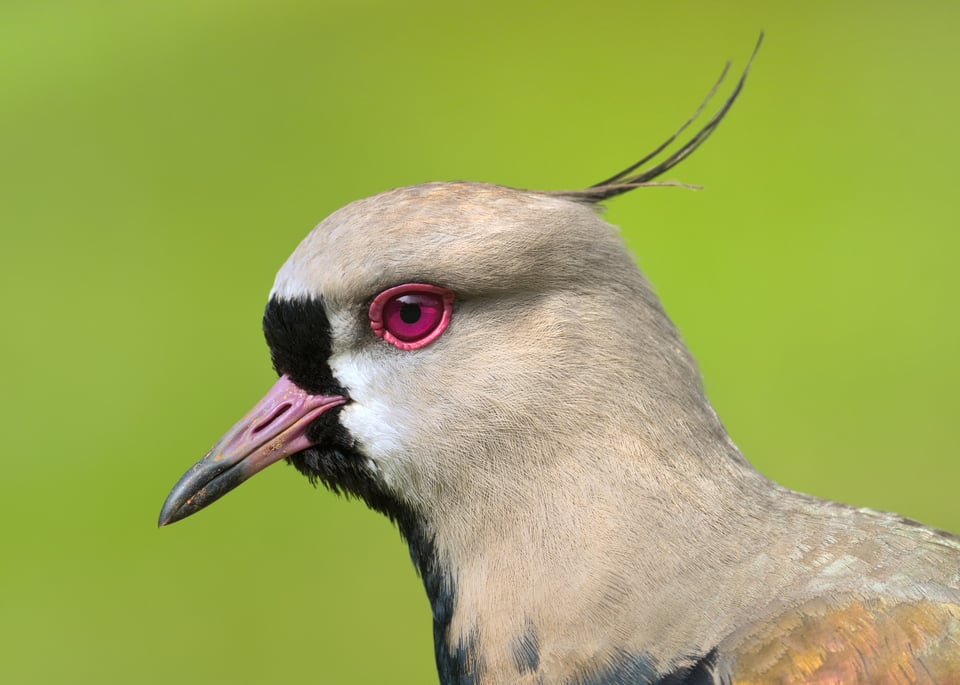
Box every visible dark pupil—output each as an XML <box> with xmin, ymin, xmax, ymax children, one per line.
<box><xmin>399</xmin><ymin>302</ymin><xmax>421</xmax><ymax>324</ymax></box>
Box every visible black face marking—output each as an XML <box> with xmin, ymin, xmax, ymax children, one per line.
<box><xmin>263</xmin><ymin>296</ymin><xmax>395</xmax><ymax>512</ymax></box>
<box><xmin>263</xmin><ymin>296</ymin><xmax>344</xmax><ymax>395</ymax></box>
<box><xmin>263</xmin><ymin>295</ymin><xmax>465</xmax><ymax>683</ymax></box>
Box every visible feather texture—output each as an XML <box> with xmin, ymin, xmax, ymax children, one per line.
<box><xmin>158</xmin><ymin>34</ymin><xmax>960</xmax><ymax>685</ymax></box>
<box><xmin>728</xmin><ymin>598</ymin><xmax>960</xmax><ymax>684</ymax></box>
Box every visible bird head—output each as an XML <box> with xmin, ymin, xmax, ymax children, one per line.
<box><xmin>158</xmin><ymin>37</ymin><xmax>760</xmax><ymax>534</ymax></box>
<box><xmin>158</xmin><ymin>181</ymin><xmax>708</xmax><ymax>527</ymax></box>
<box><xmin>158</xmin><ymin>39</ymin><xmax>763</xmax><ymax>682</ymax></box>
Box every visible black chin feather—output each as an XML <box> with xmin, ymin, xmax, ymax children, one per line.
<box><xmin>286</xmin><ymin>406</ymin><xmax>402</xmax><ymax>520</ymax></box>
<box><xmin>263</xmin><ymin>295</ymin><xmax>408</xmax><ymax>519</ymax></box>
<box><xmin>288</xmin><ymin>413</ymin><xmax>459</xmax><ymax>681</ymax></box>
<box><xmin>263</xmin><ymin>296</ymin><xmax>459</xmax><ymax>676</ymax></box>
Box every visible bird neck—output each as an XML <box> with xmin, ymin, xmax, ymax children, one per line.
<box><xmin>398</xmin><ymin>435</ymin><xmax>770</xmax><ymax>685</ymax></box>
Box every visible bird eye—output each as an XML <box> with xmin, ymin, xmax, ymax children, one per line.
<box><xmin>369</xmin><ymin>283</ymin><xmax>454</xmax><ymax>350</ymax></box>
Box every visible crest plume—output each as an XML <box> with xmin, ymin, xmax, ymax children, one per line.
<box><xmin>559</xmin><ymin>32</ymin><xmax>764</xmax><ymax>203</ymax></box>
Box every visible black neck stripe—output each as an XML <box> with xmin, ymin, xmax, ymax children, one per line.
<box><xmin>263</xmin><ymin>295</ymin><xmax>461</xmax><ymax>681</ymax></box>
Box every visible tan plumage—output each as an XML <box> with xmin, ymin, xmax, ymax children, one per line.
<box><xmin>160</xmin><ymin>39</ymin><xmax>960</xmax><ymax>684</ymax></box>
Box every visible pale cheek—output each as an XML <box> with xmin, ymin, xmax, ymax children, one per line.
<box><xmin>339</xmin><ymin>400</ymin><xmax>407</xmax><ymax>462</ymax></box>
<box><xmin>331</xmin><ymin>353</ymin><xmax>415</xmax><ymax>490</ymax></box>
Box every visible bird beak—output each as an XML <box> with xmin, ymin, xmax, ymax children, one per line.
<box><xmin>158</xmin><ymin>374</ymin><xmax>347</xmax><ymax>527</ymax></box>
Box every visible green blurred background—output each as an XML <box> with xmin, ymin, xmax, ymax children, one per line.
<box><xmin>2</xmin><ymin>1</ymin><xmax>958</xmax><ymax>683</ymax></box>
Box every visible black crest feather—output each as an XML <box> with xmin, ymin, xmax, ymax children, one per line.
<box><xmin>559</xmin><ymin>33</ymin><xmax>763</xmax><ymax>203</ymax></box>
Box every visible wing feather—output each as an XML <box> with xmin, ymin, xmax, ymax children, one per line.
<box><xmin>728</xmin><ymin>598</ymin><xmax>960</xmax><ymax>684</ymax></box>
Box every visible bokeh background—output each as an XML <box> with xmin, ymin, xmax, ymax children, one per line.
<box><xmin>2</xmin><ymin>1</ymin><xmax>958</xmax><ymax>683</ymax></box>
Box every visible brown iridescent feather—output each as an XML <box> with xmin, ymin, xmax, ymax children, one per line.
<box><xmin>730</xmin><ymin>597</ymin><xmax>960</xmax><ymax>684</ymax></box>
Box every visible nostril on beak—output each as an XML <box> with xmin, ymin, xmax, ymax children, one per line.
<box><xmin>252</xmin><ymin>403</ymin><xmax>293</xmax><ymax>435</ymax></box>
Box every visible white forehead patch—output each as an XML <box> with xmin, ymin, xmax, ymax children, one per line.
<box><xmin>270</xmin><ymin>250</ymin><xmax>319</xmax><ymax>301</ymax></box>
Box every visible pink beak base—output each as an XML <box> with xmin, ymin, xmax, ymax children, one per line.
<box><xmin>158</xmin><ymin>375</ymin><xmax>347</xmax><ymax>526</ymax></box>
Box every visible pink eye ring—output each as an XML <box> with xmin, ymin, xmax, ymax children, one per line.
<box><xmin>369</xmin><ymin>283</ymin><xmax>455</xmax><ymax>350</ymax></box>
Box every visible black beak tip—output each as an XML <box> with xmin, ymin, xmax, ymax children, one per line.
<box><xmin>157</xmin><ymin>497</ymin><xmax>189</xmax><ymax>528</ymax></box>
<box><xmin>157</xmin><ymin>459</ymin><xmax>247</xmax><ymax>529</ymax></box>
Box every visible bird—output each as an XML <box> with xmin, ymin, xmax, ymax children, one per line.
<box><xmin>159</xmin><ymin>37</ymin><xmax>960</xmax><ymax>684</ymax></box>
